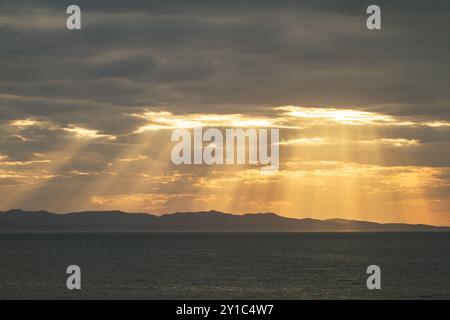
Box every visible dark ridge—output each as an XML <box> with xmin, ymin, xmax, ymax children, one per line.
<box><xmin>0</xmin><ymin>209</ymin><xmax>449</xmax><ymax>232</ymax></box>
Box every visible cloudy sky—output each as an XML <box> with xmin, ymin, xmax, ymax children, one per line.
<box><xmin>0</xmin><ymin>0</ymin><xmax>449</xmax><ymax>225</ymax></box>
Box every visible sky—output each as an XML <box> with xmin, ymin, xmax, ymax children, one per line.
<box><xmin>0</xmin><ymin>0</ymin><xmax>449</xmax><ymax>225</ymax></box>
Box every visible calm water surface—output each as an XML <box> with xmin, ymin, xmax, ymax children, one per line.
<box><xmin>0</xmin><ymin>232</ymin><xmax>449</xmax><ymax>299</ymax></box>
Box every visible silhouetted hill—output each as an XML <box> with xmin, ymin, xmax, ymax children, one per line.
<box><xmin>0</xmin><ymin>209</ymin><xmax>448</xmax><ymax>232</ymax></box>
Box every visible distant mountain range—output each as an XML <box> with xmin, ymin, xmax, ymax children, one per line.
<box><xmin>0</xmin><ymin>209</ymin><xmax>449</xmax><ymax>232</ymax></box>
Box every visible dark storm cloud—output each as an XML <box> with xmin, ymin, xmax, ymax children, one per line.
<box><xmin>3</xmin><ymin>0</ymin><xmax>449</xmax><ymax>14</ymax></box>
<box><xmin>0</xmin><ymin>0</ymin><xmax>449</xmax><ymax>113</ymax></box>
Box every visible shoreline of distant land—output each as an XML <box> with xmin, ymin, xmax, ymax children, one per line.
<box><xmin>0</xmin><ymin>209</ymin><xmax>449</xmax><ymax>232</ymax></box>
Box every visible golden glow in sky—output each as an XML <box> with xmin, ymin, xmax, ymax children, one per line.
<box><xmin>1</xmin><ymin>106</ymin><xmax>449</xmax><ymax>226</ymax></box>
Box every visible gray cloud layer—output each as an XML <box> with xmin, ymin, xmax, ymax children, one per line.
<box><xmin>0</xmin><ymin>0</ymin><xmax>449</xmax><ymax>113</ymax></box>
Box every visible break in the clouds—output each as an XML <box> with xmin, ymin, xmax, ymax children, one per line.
<box><xmin>0</xmin><ymin>0</ymin><xmax>449</xmax><ymax>225</ymax></box>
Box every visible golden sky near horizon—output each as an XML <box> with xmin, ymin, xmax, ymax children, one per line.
<box><xmin>1</xmin><ymin>105</ymin><xmax>449</xmax><ymax>226</ymax></box>
<box><xmin>0</xmin><ymin>1</ymin><xmax>449</xmax><ymax>226</ymax></box>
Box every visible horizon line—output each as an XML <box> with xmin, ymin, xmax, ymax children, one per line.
<box><xmin>2</xmin><ymin>208</ymin><xmax>450</xmax><ymax>228</ymax></box>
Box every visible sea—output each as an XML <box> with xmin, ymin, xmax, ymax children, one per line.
<box><xmin>0</xmin><ymin>232</ymin><xmax>449</xmax><ymax>299</ymax></box>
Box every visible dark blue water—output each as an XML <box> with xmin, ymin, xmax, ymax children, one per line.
<box><xmin>0</xmin><ymin>232</ymin><xmax>449</xmax><ymax>299</ymax></box>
